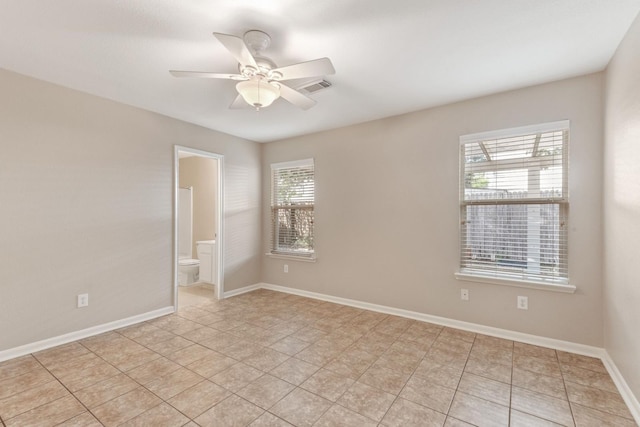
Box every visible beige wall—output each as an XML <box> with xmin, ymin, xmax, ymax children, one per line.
<box><xmin>604</xmin><ymin>13</ymin><xmax>640</xmax><ymax>400</ymax></box>
<box><xmin>179</xmin><ymin>156</ymin><xmax>218</xmax><ymax>257</ymax></box>
<box><xmin>262</xmin><ymin>73</ymin><xmax>605</xmax><ymax>346</ymax></box>
<box><xmin>0</xmin><ymin>69</ymin><xmax>261</xmax><ymax>351</ymax></box>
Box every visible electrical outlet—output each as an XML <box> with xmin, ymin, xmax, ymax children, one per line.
<box><xmin>284</xmin><ymin>264</ymin><xmax>288</xmax><ymax>273</ymax></box>
<box><xmin>77</xmin><ymin>293</ymin><xmax>89</xmax><ymax>308</ymax></box>
<box><xmin>461</xmin><ymin>289</ymin><xmax>469</xmax><ymax>301</ymax></box>
<box><xmin>517</xmin><ymin>296</ymin><xmax>528</xmax><ymax>310</ymax></box>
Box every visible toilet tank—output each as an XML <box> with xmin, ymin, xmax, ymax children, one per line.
<box><xmin>196</xmin><ymin>240</ymin><xmax>216</xmax><ymax>284</ymax></box>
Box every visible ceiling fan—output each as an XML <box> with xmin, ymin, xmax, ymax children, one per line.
<box><xmin>170</xmin><ymin>30</ymin><xmax>335</xmax><ymax>111</ymax></box>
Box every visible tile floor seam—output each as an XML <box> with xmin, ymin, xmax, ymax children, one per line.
<box><xmin>263</xmin><ymin>410</ymin><xmax>295</xmax><ymax>426</ymax></box>
<box><xmin>570</xmin><ymin>401</ymin><xmax>638</xmax><ymax>424</ymax></box>
<box><xmin>510</xmin><ymin>364</ymin><xmax>575</xmax><ymax>427</ymax></box>
<box><xmin>127</xmin><ymin>400</ymin><xmax>187</xmax><ymax>427</ymax></box>
<box><xmin>561</xmin><ymin>375</ymin><xmax>616</xmax><ymax>394</ymax></box>
<box><xmin>379</xmin><ymin>394</ymin><xmax>400</xmax><ymax>425</ymax></box>
<box><xmin>159</xmin><ymin>388</ymin><xmax>206</xmax><ymax>423</ymax></box>
<box><xmin>76</xmin><ymin>339</ymin><xmax>133</xmax><ymax>378</ymax></box>
<box><xmin>565</xmin><ymin>383</ymin><xmax>636</xmax><ymax>422</ymax></box>
<box><xmin>2</xmin><ymin>393</ymin><xmax>78</xmax><ymax>426</ymax></box>
<box><xmin>29</xmin><ymin>351</ymin><xmax>102</xmax><ymax>426</ymax></box>
<box><xmin>454</xmin><ymin>390</ymin><xmax>511</xmax><ymax>410</ymax></box>
<box><xmin>331</xmin><ymin>399</ymin><xmax>379</xmax><ymax>424</ymax></box>
<box><xmin>445</xmin><ymin>414</ymin><xmax>479</xmax><ymax>426</ymax></box>
<box><xmin>508</xmin><ymin>338</ymin><xmax>515</xmax><ymax>426</ymax></box>
<box><xmin>114</xmin><ymin>328</ymin><xmax>196</xmax><ymax>359</ymax></box>
<box><xmin>337</xmin><ymin>324</ymin><xmax>411</xmax><ymax>424</ymax></box>
<box><xmin>308</xmin><ymin>392</ymin><xmax>336</xmax><ymax>425</ymax></box>
<box><xmin>0</xmin><ymin>376</ymin><xmax>59</xmax><ymax>422</ymax></box>
<box><xmin>377</xmin><ymin>327</ymin><xmax>462</xmax><ymax>422</ymax></box>
<box><xmin>444</xmin><ymin>332</ymin><xmax>476</xmax><ymax>420</ymax></box>
<box><xmin>513</xmin><ymin>373</ymin><xmax>573</xmax><ymax>401</ymax></box>
<box><xmin>71</xmin><ymin>342</ymin><xmax>198</xmax><ymax>425</ymax></box>
<box><xmin>115</xmin><ymin>326</ymin><xmax>176</xmax><ymax>346</ymax></box>
<box><xmin>312</xmin><ymin>330</ymin><xmax>398</xmax><ymax>424</ymax></box>
<box><xmin>511</xmin><ymin>386</ymin><xmax>575</xmax><ymax>426</ymax></box>
<box><xmin>558</xmin><ymin>352</ymin><xmax>579</xmax><ymax>427</ymax></box>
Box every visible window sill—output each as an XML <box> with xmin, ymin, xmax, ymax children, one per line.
<box><xmin>265</xmin><ymin>253</ymin><xmax>317</xmax><ymax>263</ymax></box>
<box><xmin>454</xmin><ymin>271</ymin><xmax>576</xmax><ymax>293</ymax></box>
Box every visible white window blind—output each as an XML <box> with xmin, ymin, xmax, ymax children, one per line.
<box><xmin>459</xmin><ymin>122</ymin><xmax>569</xmax><ymax>284</ymax></box>
<box><xmin>271</xmin><ymin>159</ymin><xmax>315</xmax><ymax>257</ymax></box>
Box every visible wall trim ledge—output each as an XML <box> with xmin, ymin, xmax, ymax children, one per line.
<box><xmin>0</xmin><ymin>306</ymin><xmax>174</xmax><ymax>363</ymax></box>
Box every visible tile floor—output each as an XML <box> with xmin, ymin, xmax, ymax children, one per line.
<box><xmin>0</xmin><ymin>288</ymin><xmax>637</xmax><ymax>426</ymax></box>
<box><xmin>178</xmin><ymin>284</ymin><xmax>217</xmax><ymax>309</ymax></box>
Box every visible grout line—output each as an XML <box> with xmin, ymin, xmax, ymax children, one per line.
<box><xmin>347</xmin><ymin>321</ymin><xmax>413</xmax><ymax>424</ymax></box>
<box><xmin>508</xmin><ymin>338</ymin><xmax>515</xmax><ymax>426</ymax></box>
<box><xmin>28</xmin><ymin>355</ymin><xmax>102</xmax><ymax>426</ymax></box>
<box><xmin>74</xmin><ymin>340</ymin><xmax>173</xmax><ymax>425</ymax></box>
<box><xmin>446</xmin><ymin>328</ymin><xmax>472</xmax><ymax>422</ymax></box>
<box><xmin>557</xmin><ymin>349</ymin><xmax>579</xmax><ymax>426</ymax></box>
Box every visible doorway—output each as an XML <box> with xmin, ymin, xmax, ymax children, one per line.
<box><xmin>174</xmin><ymin>146</ymin><xmax>224</xmax><ymax>310</ymax></box>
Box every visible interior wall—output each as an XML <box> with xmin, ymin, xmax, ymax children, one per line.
<box><xmin>262</xmin><ymin>72</ymin><xmax>604</xmax><ymax>347</ymax></box>
<box><xmin>0</xmin><ymin>69</ymin><xmax>261</xmax><ymax>351</ymax></box>
<box><xmin>179</xmin><ymin>156</ymin><xmax>218</xmax><ymax>257</ymax></box>
<box><xmin>604</xmin><ymin>12</ymin><xmax>640</xmax><ymax>401</ymax></box>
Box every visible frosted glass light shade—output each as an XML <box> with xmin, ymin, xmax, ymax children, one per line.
<box><xmin>236</xmin><ymin>79</ymin><xmax>280</xmax><ymax>109</ymax></box>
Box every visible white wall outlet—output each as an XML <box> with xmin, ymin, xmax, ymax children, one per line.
<box><xmin>517</xmin><ymin>296</ymin><xmax>528</xmax><ymax>310</ymax></box>
<box><xmin>77</xmin><ymin>293</ymin><xmax>89</xmax><ymax>308</ymax></box>
<box><xmin>284</xmin><ymin>264</ymin><xmax>288</xmax><ymax>273</ymax></box>
<box><xmin>461</xmin><ymin>289</ymin><xmax>469</xmax><ymax>301</ymax></box>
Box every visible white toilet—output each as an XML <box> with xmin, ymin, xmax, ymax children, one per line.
<box><xmin>178</xmin><ymin>257</ymin><xmax>200</xmax><ymax>286</ymax></box>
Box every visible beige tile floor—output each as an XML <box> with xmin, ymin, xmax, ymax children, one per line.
<box><xmin>0</xmin><ymin>288</ymin><xmax>637</xmax><ymax>426</ymax></box>
<box><xmin>178</xmin><ymin>284</ymin><xmax>217</xmax><ymax>308</ymax></box>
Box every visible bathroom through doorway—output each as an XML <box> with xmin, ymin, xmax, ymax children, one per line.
<box><xmin>174</xmin><ymin>146</ymin><xmax>224</xmax><ymax>309</ymax></box>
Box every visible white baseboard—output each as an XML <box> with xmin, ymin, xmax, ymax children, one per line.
<box><xmin>602</xmin><ymin>351</ymin><xmax>640</xmax><ymax>423</ymax></box>
<box><xmin>223</xmin><ymin>283</ymin><xmax>261</xmax><ymax>298</ymax></box>
<box><xmin>0</xmin><ymin>306</ymin><xmax>174</xmax><ymax>363</ymax></box>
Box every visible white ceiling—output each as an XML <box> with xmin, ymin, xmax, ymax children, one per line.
<box><xmin>2</xmin><ymin>1</ymin><xmax>639</xmax><ymax>142</ymax></box>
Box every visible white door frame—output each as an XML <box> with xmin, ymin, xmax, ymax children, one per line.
<box><xmin>174</xmin><ymin>145</ymin><xmax>225</xmax><ymax>309</ymax></box>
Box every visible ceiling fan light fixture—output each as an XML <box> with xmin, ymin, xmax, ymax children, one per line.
<box><xmin>236</xmin><ymin>78</ymin><xmax>280</xmax><ymax>110</ymax></box>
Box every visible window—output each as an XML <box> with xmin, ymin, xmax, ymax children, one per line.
<box><xmin>271</xmin><ymin>159</ymin><xmax>315</xmax><ymax>257</ymax></box>
<box><xmin>458</xmin><ymin>121</ymin><xmax>569</xmax><ymax>287</ymax></box>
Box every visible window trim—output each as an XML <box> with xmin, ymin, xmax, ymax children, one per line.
<box><xmin>265</xmin><ymin>252</ymin><xmax>317</xmax><ymax>262</ymax></box>
<box><xmin>454</xmin><ymin>271</ymin><xmax>576</xmax><ymax>293</ymax></box>
<box><xmin>457</xmin><ymin>120</ymin><xmax>571</xmax><ymax>292</ymax></box>
<box><xmin>459</xmin><ymin>120</ymin><xmax>571</xmax><ymax>145</ymax></box>
<box><xmin>270</xmin><ymin>158</ymin><xmax>315</xmax><ymax>259</ymax></box>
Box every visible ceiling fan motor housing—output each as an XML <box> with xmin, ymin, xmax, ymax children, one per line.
<box><xmin>244</xmin><ymin>30</ymin><xmax>271</xmax><ymax>54</ymax></box>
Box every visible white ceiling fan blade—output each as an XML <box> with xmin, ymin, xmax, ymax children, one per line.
<box><xmin>213</xmin><ymin>32</ymin><xmax>258</xmax><ymax>69</ymax></box>
<box><xmin>272</xmin><ymin>58</ymin><xmax>335</xmax><ymax>81</ymax></box>
<box><xmin>169</xmin><ymin>70</ymin><xmax>246</xmax><ymax>80</ymax></box>
<box><xmin>278</xmin><ymin>83</ymin><xmax>317</xmax><ymax>110</ymax></box>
